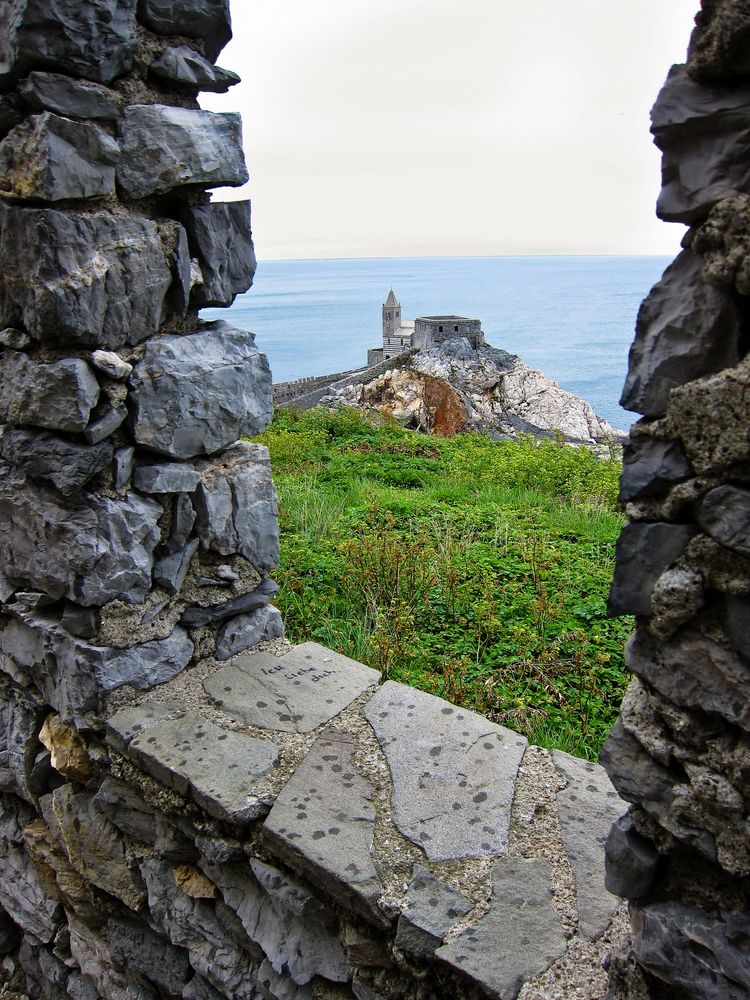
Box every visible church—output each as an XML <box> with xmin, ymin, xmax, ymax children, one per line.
<box><xmin>367</xmin><ymin>290</ymin><xmax>484</xmax><ymax>365</ymax></box>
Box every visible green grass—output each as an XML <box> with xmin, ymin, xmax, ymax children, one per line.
<box><xmin>253</xmin><ymin>406</ymin><xmax>631</xmax><ymax>760</ymax></box>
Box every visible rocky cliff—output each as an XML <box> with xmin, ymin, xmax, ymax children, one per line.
<box><xmin>324</xmin><ymin>340</ymin><xmax>623</xmax><ymax>444</ymax></box>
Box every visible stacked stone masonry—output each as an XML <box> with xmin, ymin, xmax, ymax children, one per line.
<box><xmin>602</xmin><ymin>2</ymin><xmax>750</xmax><ymax>997</ymax></box>
<box><xmin>0</xmin><ymin>2</ymin><xmax>639</xmax><ymax>998</ymax></box>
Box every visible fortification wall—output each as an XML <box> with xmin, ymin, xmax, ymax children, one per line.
<box><xmin>273</xmin><ymin>367</ymin><xmax>365</xmax><ymax>405</ymax></box>
<box><xmin>601</xmin><ymin>4</ymin><xmax>750</xmax><ymax>996</ymax></box>
<box><xmin>284</xmin><ymin>349</ymin><xmax>418</xmax><ymax>410</ymax></box>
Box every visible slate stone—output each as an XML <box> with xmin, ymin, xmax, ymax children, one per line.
<box><xmin>436</xmin><ymin>859</ymin><xmax>567</xmax><ymax>1000</ymax></box>
<box><xmin>619</xmin><ymin>436</ymin><xmax>694</xmax><ymax>502</ymax></box>
<box><xmin>155</xmin><ymin>538</ymin><xmax>200</xmax><ymax>594</ymax></box>
<box><xmin>551</xmin><ymin>749</ymin><xmax>625</xmax><ymax>939</ymax></box>
<box><xmin>170</xmin><ymin>224</ymin><xmax>193</xmax><ymax>316</ymax></box>
<box><xmin>193</xmin><ymin>441</ymin><xmax>279</xmax><ymax>569</ymax></box>
<box><xmin>134</xmin><ymin>463</ymin><xmax>201</xmax><ymax>494</ymax></box>
<box><xmin>0</xmin><ymin>472</ymin><xmax>160</xmax><ymax>606</ymax></box>
<box><xmin>633</xmin><ymin>901</ymin><xmax>750</xmax><ymax>999</ymax></box>
<box><xmin>167</xmin><ymin>493</ymin><xmax>197</xmax><ymax>554</ymax></box>
<box><xmin>604</xmin><ymin>812</ymin><xmax>660</xmax><ymax>901</ymax></box>
<box><xmin>395</xmin><ymin>865</ymin><xmax>472</xmax><ymax>959</ymax></box>
<box><xmin>0</xmin><ymin>94</ymin><xmax>23</xmax><ymax>140</ymax></box>
<box><xmin>59</xmin><ymin>603</ymin><xmax>99</xmax><ymax>639</ymax></box>
<box><xmin>90</xmin><ymin>350</ymin><xmax>132</xmax><ymax>381</ymax></box>
<box><xmin>0</xmin><ymin>684</ymin><xmax>43</xmax><ymax>804</ymax></box>
<box><xmin>140</xmin><ymin>858</ymin><xmax>260</xmax><ymax>1000</ymax></box>
<box><xmin>206</xmin><ymin>641</ymin><xmax>378</xmax><ymax>732</ymax></box>
<box><xmin>607</xmin><ymin>521</ymin><xmax>698</xmax><ymax>618</ymax></box>
<box><xmin>19</xmin><ymin>71</ymin><xmax>119</xmax><ymax>121</ymax></box>
<box><xmin>150</xmin><ymin>45</ymin><xmax>239</xmax><ymax>92</ymax></box>
<box><xmin>363</xmin><ymin>681</ymin><xmax>527</xmax><ymax>861</ymax></box>
<box><xmin>0</xmin><ymin>0</ymin><xmax>137</xmax><ymax>86</ymax></box>
<box><xmin>179</xmin><ymin>201</ymin><xmax>256</xmax><ymax>307</ymax></box>
<box><xmin>651</xmin><ymin>64</ymin><xmax>750</xmax><ymax>224</ymax></box>
<box><xmin>201</xmin><ymin>860</ymin><xmax>351</xmax><ymax>986</ymax></box>
<box><xmin>215</xmin><ymin>604</ymin><xmax>284</xmax><ymax>660</ymax></box>
<box><xmin>620</xmin><ymin>250</ymin><xmax>742</xmax><ymax>417</ymax></box>
<box><xmin>83</xmin><ymin>403</ymin><xmax>128</xmax><ymax>444</ymax></box>
<box><xmin>48</xmin><ymin>784</ymin><xmax>145</xmax><ymax>909</ymax></box>
<box><xmin>130</xmin><ymin>322</ymin><xmax>272</xmax><ymax>459</ymax></box>
<box><xmin>0</xmin><ymin>428</ymin><xmax>112</xmax><ymax>497</ymax></box>
<box><xmin>0</xmin><ymin>350</ymin><xmax>99</xmax><ymax>433</ymax></box>
<box><xmin>257</xmin><ymin>959</ymin><xmax>312</xmax><ymax>1000</ymax></box>
<box><xmin>0</xmin><ymin>112</ymin><xmax>119</xmax><ymax>201</ymax></box>
<box><xmin>66</xmin><ymin>915</ymin><xmax>155</xmax><ymax>1000</ymax></box>
<box><xmin>108</xmin><ymin>915</ymin><xmax>191</xmax><ymax>994</ymax></box>
<box><xmin>137</xmin><ymin>0</ymin><xmax>232</xmax><ymax>62</ymax></box>
<box><xmin>117</xmin><ymin>105</ymin><xmax>247</xmax><ymax>199</ymax></box>
<box><xmin>0</xmin><ymin>203</ymin><xmax>171</xmax><ymax>347</ymax></box>
<box><xmin>0</xmin><ymin>326</ymin><xmax>33</xmax><ymax>349</ymax></box>
<box><xmin>114</xmin><ymin>446</ymin><xmax>135</xmax><ymax>491</ymax></box>
<box><xmin>181</xmin><ymin>577</ymin><xmax>278</xmax><ymax>628</ymax></box>
<box><xmin>0</xmin><ymin>797</ymin><xmax>62</xmax><ymax>943</ymax></box>
<box><xmin>183</xmin><ymin>975</ymin><xmax>225</xmax><ymax>1000</ymax></box>
<box><xmin>105</xmin><ymin>701</ymin><xmax>185</xmax><ymax>755</ymax></box>
<box><xmin>696</xmin><ymin>484</ymin><xmax>750</xmax><ymax>557</ymax></box>
<box><xmin>627</xmin><ymin>626</ymin><xmax>750</xmax><ymax>733</ymax></box>
<box><xmin>263</xmin><ymin>729</ymin><xmax>385</xmax><ymax>926</ymax></box>
<box><xmin>98</xmin><ymin>627</ymin><xmax>194</xmax><ymax>694</ymax></box>
<box><xmin>125</xmin><ymin>712</ymin><xmax>279</xmax><ymax>823</ymax></box>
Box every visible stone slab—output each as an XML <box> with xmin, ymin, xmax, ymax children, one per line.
<box><xmin>134</xmin><ymin>463</ymin><xmax>201</xmax><ymax>494</ymax></box>
<box><xmin>181</xmin><ymin>578</ymin><xmax>278</xmax><ymax>629</ymax></box>
<box><xmin>129</xmin><ymin>323</ymin><xmax>272</xmax><ymax>459</ymax></box>
<box><xmin>150</xmin><ymin>45</ymin><xmax>239</xmax><ymax>92</ymax></box>
<box><xmin>179</xmin><ymin>201</ymin><xmax>256</xmax><ymax>307</ymax></box>
<box><xmin>19</xmin><ymin>71</ymin><xmax>119</xmax><ymax>121</ymax></box>
<box><xmin>363</xmin><ymin>681</ymin><xmax>527</xmax><ymax>861</ymax></box>
<box><xmin>215</xmin><ymin>604</ymin><xmax>284</xmax><ymax>660</ymax></box>
<box><xmin>205</xmin><ymin>641</ymin><xmax>380</xmax><ymax>733</ymax></box>
<box><xmin>0</xmin><ymin>428</ymin><xmax>112</xmax><ymax>497</ymax></box>
<box><xmin>117</xmin><ymin>105</ymin><xmax>247</xmax><ymax>199</ymax></box>
<box><xmin>137</xmin><ymin>0</ymin><xmax>232</xmax><ymax>61</ymax></box>
<box><xmin>263</xmin><ymin>728</ymin><xmax>385</xmax><ymax>926</ymax></box>
<box><xmin>436</xmin><ymin>859</ymin><xmax>567</xmax><ymax>1000</ymax></box>
<box><xmin>551</xmin><ymin>749</ymin><xmax>625</xmax><ymax>939</ymax></box>
<box><xmin>607</xmin><ymin>521</ymin><xmax>698</xmax><ymax>618</ymax></box>
<box><xmin>125</xmin><ymin>712</ymin><xmax>279</xmax><ymax>824</ymax></box>
<box><xmin>0</xmin><ymin>350</ymin><xmax>99</xmax><ymax>433</ymax></box>
<box><xmin>0</xmin><ymin>203</ymin><xmax>171</xmax><ymax>348</ymax></box>
<box><xmin>395</xmin><ymin>865</ymin><xmax>472</xmax><ymax>958</ymax></box>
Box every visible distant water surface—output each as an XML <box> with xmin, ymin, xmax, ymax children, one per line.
<box><xmin>204</xmin><ymin>255</ymin><xmax>671</xmax><ymax>430</ymax></box>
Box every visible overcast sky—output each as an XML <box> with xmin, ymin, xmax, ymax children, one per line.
<box><xmin>202</xmin><ymin>0</ymin><xmax>698</xmax><ymax>260</ymax></box>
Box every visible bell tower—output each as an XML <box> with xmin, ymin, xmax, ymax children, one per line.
<box><xmin>382</xmin><ymin>289</ymin><xmax>400</xmax><ymax>340</ymax></box>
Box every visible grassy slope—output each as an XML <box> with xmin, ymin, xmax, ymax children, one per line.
<box><xmin>253</xmin><ymin>407</ymin><xmax>632</xmax><ymax>761</ymax></box>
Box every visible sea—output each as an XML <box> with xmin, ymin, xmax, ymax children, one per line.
<box><xmin>203</xmin><ymin>255</ymin><xmax>673</xmax><ymax>431</ymax></box>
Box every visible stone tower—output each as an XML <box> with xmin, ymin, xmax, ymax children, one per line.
<box><xmin>382</xmin><ymin>288</ymin><xmax>400</xmax><ymax>338</ymax></box>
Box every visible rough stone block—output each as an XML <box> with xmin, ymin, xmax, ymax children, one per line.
<box><xmin>154</xmin><ymin>538</ymin><xmax>200</xmax><ymax>594</ymax></box>
<box><xmin>137</xmin><ymin>0</ymin><xmax>232</xmax><ymax>61</ymax></box>
<box><xmin>620</xmin><ymin>250</ymin><xmax>742</xmax><ymax>417</ymax></box>
<box><xmin>651</xmin><ymin>64</ymin><xmax>750</xmax><ymax>223</ymax></box>
<box><xmin>436</xmin><ymin>859</ymin><xmax>567</xmax><ymax>1000</ymax></box>
<box><xmin>0</xmin><ymin>798</ymin><xmax>62</xmax><ymax>943</ymax></box>
<box><xmin>619</xmin><ymin>436</ymin><xmax>693</xmax><ymax>502</ymax></box>
<box><xmin>105</xmin><ymin>701</ymin><xmax>185</xmax><ymax>755</ymax></box>
<box><xmin>687</xmin><ymin>0</ymin><xmax>750</xmax><ymax>81</ymax></box>
<box><xmin>0</xmin><ymin>472</ymin><xmax>160</xmax><ymax>606</ymax></box>
<box><xmin>205</xmin><ymin>641</ymin><xmax>378</xmax><ymax>732</ymax></box>
<box><xmin>193</xmin><ymin>442</ymin><xmax>279</xmax><ymax>569</ymax></box>
<box><xmin>150</xmin><ymin>45</ymin><xmax>239</xmax><ymax>92</ymax></box>
<box><xmin>181</xmin><ymin>577</ymin><xmax>278</xmax><ymax>628</ymax></box>
<box><xmin>607</xmin><ymin>521</ymin><xmax>698</xmax><ymax>617</ymax></box>
<box><xmin>0</xmin><ymin>203</ymin><xmax>171</xmax><ymax>347</ymax></box>
<box><xmin>0</xmin><ymin>95</ymin><xmax>24</xmax><ymax>140</ymax></box>
<box><xmin>0</xmin><ymin>684</ymin><xmax>43</xmax><ymax>804</ymax></box>
<box><xmin>125</xmin><ymin>712</ymin><xmax>279</xmax><ymax>823</ymax></box>
<box><xmin>263</xmin><ymin>729</ymin><xmax>385</xmax><ymax>926</ymax></box>
<box><xmin>633</xmin><ymin>901</ymin><xmax>750</xmax><ymax>999</ymax></box>
<box><xmin>130</xmin><ymin>323</ymin><xmax>272</xmax><ymax>459</ymax></box>
<box><xmin>0</xmin><ymin>428</ymin><xmax>112</xmax><ymax>497</ymax></box>
<box><xmin>114</xmin><ymin>446</ymin><xmax>135</xmax><ymax>491</ymax></box>
<box><xmin>215</xmin><ymin>605</ymin><xmax>284</xmax><ymax>660</ymax></box>
<box><xmin>0</xmin><ymin>0</ymin><xmax>137</xmax><ymax>86</ymax></box>
<box><xmin>604</xmin><ymin>813</ymin><xmax>660</xmax><ymax>901</ymax></box>
<box><xmin>91</xmin><ymin>350</ymin><xmax>132</xmax><ymax>381</ymax></box>
<box><xmin>134</xmin><ymin>463</ymin><xmax>201</xmax><ymax>494</ymax></box>
<box><xmin>363</xmin><ymin>681</ymin><xmax>527</xmax><ymax>861</ymax></box>
<box><xmin>551</xmin><ymin>749</ymin><xmax>625</xmax><ymax>939</ymax></box>
<box><xmin>117</xmin><ymin>105</ymin><xmax>247</xmax><ymax>199</ymax></box>
<box><xmin>167</xmin><ymin>493</ymin><xmax>197</xmax><ymax>554</ymax></box>
<box><xmin>696</xmin><ymin>484</ymin><xmax>750</xmax><ymax>557</ymax></box>
<box><xmin>83</xmin><ymin>403</ymin><xmax>128</xmax><ymax>444</ymax></box>
<box><xmin>0</xmin><ymin>350</ymin><xmax>99</xmax><ymax>433</ymax></box>
<box><xmin>0</xmin><ymin>112</ymin><xmax>119</xmax><ymax>201</ymax></box>
<box><xmin>141</xmin><ymin>858</ymin><xmax>260</xmax><ymax>1000</ymax></box>
<box><xmin>19</xmin><ymin>71</ymin><xmax>119</xmax><ymax>121</ymax></box>
<box><xmin>201</xmin><ymin>860</ymin><xmax>351</xmax><ymax>986</ymax></box>
<box><xmin>108</xmin><ymin>915</ymin><xmax>191</xmax><ymax>995</ymax></box>
<box><xmin>179</xmin><ymin>201</ymin><xmax>256</xmax><ymax>307</ymax></box>
<box><xmin>395</xmin><ymin>865</ymin><xmax>472</xmax><ymax>958</ymax></box>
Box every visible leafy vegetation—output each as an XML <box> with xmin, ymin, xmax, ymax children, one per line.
<box><xmin>253</xmin><ymin>406</ymin><xmax>631</xmax><ymax>760</ymax></box>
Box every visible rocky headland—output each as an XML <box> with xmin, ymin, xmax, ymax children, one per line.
<box><xmin>322</xmin><ymin>339</ymin><xmax>623</xmax><ymax>445</ymax></box>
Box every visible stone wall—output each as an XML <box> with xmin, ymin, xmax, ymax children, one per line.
<box><xmin>602</xmin><ymin>3</ymin><xmax>750</xmax><ymax>996</ymax></box>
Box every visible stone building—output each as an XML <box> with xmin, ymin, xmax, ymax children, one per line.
<box><xmin>368</xmin><ymin>290</ymin><xmax>483</xmax><ymax>364</ymax></box>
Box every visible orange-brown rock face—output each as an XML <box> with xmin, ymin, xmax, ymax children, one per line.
<box><xmin>357</xmin><ymin>369</ymin><xmax>469</xmax><ymax>436</ymax></box>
